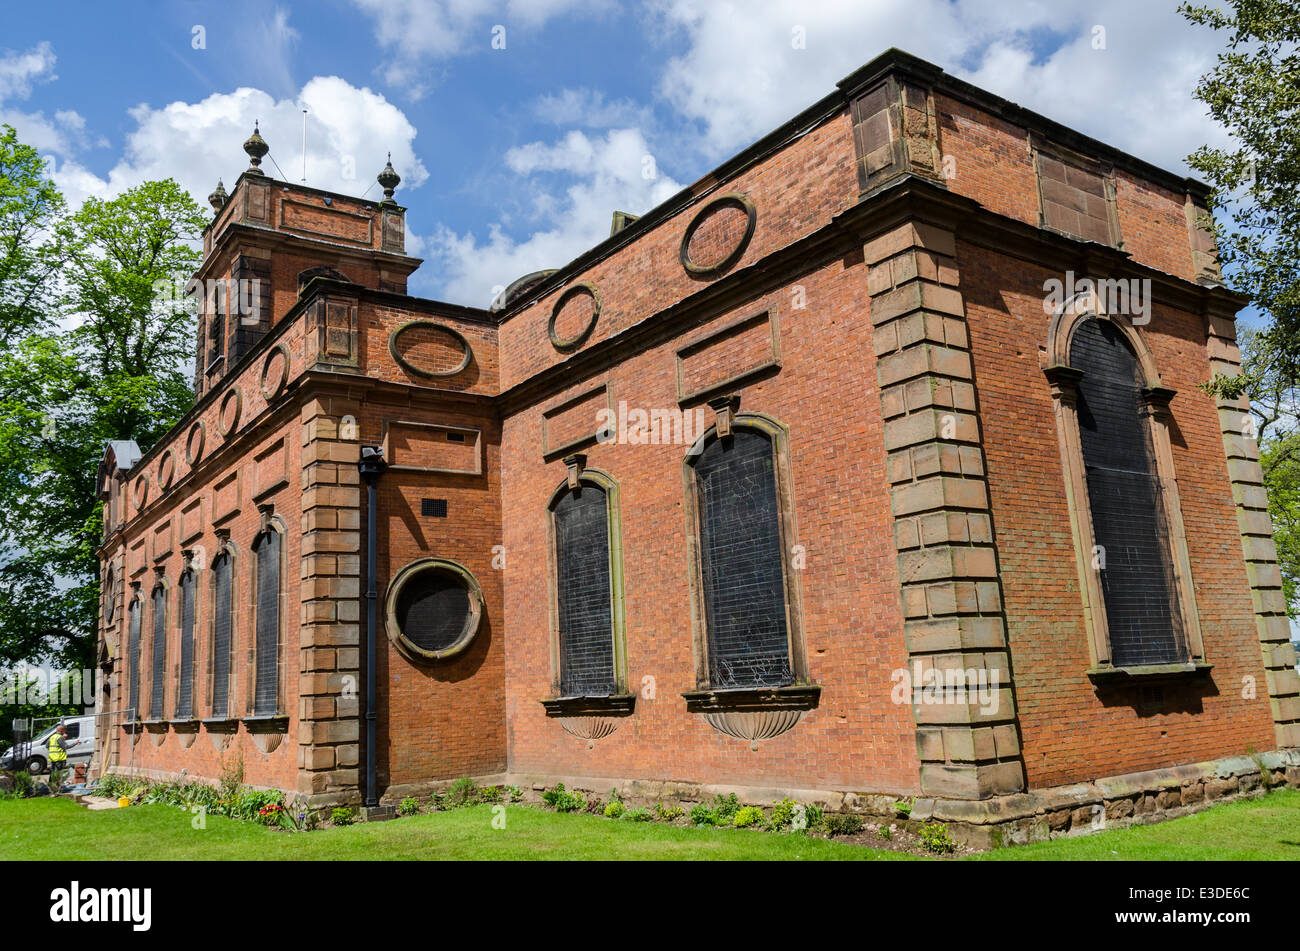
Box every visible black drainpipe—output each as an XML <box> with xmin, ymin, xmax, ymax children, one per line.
<box><xmin>358</xmin><ymin>445</ymin><xmax>387</xmax><ymax>807</ymax></box>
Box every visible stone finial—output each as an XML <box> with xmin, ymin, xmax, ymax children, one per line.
<box><xmin>208</xmin><ymin>179</ymin><xmax>228</xmax><ymax>213</ymax></box>
<box><xmin>377</xmin><ymin>153</ymin><xmax>401</xmax><ymax>204</ymax></box>
<box><xmin>243</xmin><ymin>121</ymin><xmax>269</xmax><ymax>174</ymax></box>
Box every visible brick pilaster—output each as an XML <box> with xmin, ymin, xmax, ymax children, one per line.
<box><xmin>1207</xmin><ymin>314</ymin><xmax>1300</xmax><ymax>748</ymax></box>
<box><xmin>864</xmin><ymin>220</ymin><xmax>1025</xmax><ymax>799</ymax></box>
<box><xmin>297</xmin><ymin>396</ymin><xmax>364</xmax><ymax>806</ymax></box>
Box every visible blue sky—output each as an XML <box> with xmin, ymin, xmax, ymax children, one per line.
<box><xmin>1</xmin><ymin>0</ymin><xmax>1235</xmax><ymax>307</ymax></box>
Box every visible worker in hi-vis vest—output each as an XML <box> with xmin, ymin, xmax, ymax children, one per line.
<box><xmin>47</xmin><ymin>724</ymin><xmax>78</xmax><ymax>778</ymax></box>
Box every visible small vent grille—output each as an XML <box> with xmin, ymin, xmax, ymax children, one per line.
<box><xmin>421</xmin><ymin>498</ymin><xmax>448</xmax><ymax>518</ymax></box>
<box><xmin>445</xmin><ymin>431</ymin><xmax>466</xmax><ymax>442</ymax></box>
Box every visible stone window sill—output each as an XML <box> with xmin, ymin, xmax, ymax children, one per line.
<box><xmin>1087</xmin><ymin>662</ymin><xmax>1213</xmax><ymax>685</ymax></box>
<box><xmin>201</xmin><ymin>717</ymin><xmax>239</xmax><ymax>733</ymax></box>
<box><xmin>241</xmin><ymin>714</ymin><xmax>288</xmax><ymax>734</ymax></box>
<box><xmin>171</xmin><ymin>718</ymin><xmax>200</xmax><ymax>731</ymax></box>
<box><xmin>541</xmin><ymin>694</ymin><xmax>636</xmax><ymax>718</ymax></box>
<box><xmin>141</xmin><ymin>719</ymin><xmax>169</xmax><ymax>732</ymax></box>
<box><xmin>682</xmin><ymin>684</ymin><xmax>821</xmax><ymax>714</ymax></box>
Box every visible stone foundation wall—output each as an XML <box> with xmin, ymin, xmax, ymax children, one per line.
<box><xmin>383</xmin><ymin>748</ymin><xmax>1300</xmax><ymax>850</ymax></box>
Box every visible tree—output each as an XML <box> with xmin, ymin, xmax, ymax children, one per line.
<box><xmin>0</xmin><ymin>175</ymin><xmax>206</xmax><ymax>670</ymax></box>
<box><xmin>1182</xmin><ymin>0</ymin><xmax>1300</xmax><ymax>394</ymax></box>
<box><xmin>0</xmin><ymin>124</ymin><xmax>64</xmax><ymax>340</ymax></box>
<box><xmin>1232</xmin><ymin>329</ymin><xmax>1300</xmax><ymax>608</ymax></box>
<box><xmin>1183</xmin><ymin>1</ymin><xmax>1300</xmax><ymax>613</ymax></box>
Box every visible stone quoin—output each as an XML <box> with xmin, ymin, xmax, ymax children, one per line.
<box><xmin>93</xmin><ymin>49</ymin><xmax>1300</xmax><ymax>845</ymax></box>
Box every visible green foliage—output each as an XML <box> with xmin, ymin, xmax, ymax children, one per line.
<box><xmin>0</xmin><ymin>163</ymin><xmax>206</xmax><ymax>670</ymax></box>
<box><xmin>504</xmin><ymin>784</ymin><xmax>523</xmax><ymax>802</ymax></box>
<box><xmin>919</xmin><ymin>822</ymin><xmax>956</xmax><ymax>854</ymax></box>
<box><xmin>653</xmin><ymin>802</ymin><xmax>684</xmax><ymax>821</ymax></box>
<box><xmin>0</xmin><ymin>124</ymin><xmax>64</xmax><ymax>339</ymax></box>
<box><xmin>398</xmin><ymin>796</ymin><xmax>419</xmax><ymax>817</ymax></box>
<box><xmin>330</xmin><ymin>807</ymin><xmax>355</xmax><ymax>827</ymax></box>
<box><xmin>540</xmin><ymin>783</ymin><xmax>586</xmax><ymax>813</ymax></box>
<box><xmin>711</xmin><ymin>792</ymin><xmax>740</xmax><ymax>824</ymax></box>
<box><xmin>689</xmin><ymin>802</ymin><xmax>721</xmax><ymax>826</ymax></box>
<box><xmin>877</xmin><ymin>824</ymin><xmax>893</xmax><ymax>840</ymax></box>
<box><xmin>770</xmin><ymin>797</ymin><xmax>798</xmax><ymax>829</ymax></box>
<box><xmin>623</xmin><ymin>807</ymin><xmax>653</xmax><ymax>822</ymax></box>
<box><xmin>1183</xmin><ymin>2</ymin><xmax>1300</xmax><ymax>609</ymax></box>
<box><xmin>477</xmin><ymin>784</ymin><xmax>501</xmax><ymax>803</ymax></box>
<box><xmin>894</xmin><ymin>798</ymin><xmax>914</xmax><ymax>818</ymax></box>
<box><xmin>823</xmin><ymin>813</ymin><xmax>864</xmax><ymax>836</ymax></box>
<box><xmin>603</xmin><ymin>800</ymin><xmax>625</xmax><ymax>819</ymax></box>
<box><xmin>445</xmin><ymin>777</ymin><xmax>478</xmax><ymax>807</ymax></box>
<box><xmin>805</xmin><ymin>804</ymin><xmax>825</xmax><ymax>829</ymax></box>
<box><xmin>12</xmin><ymin>770</ymin><xmax>33</xmax><ymax>798</ymax></box>
<box><xmin>732</xmin><ymin>805</ymin><xmax>765</xmax><ymax>828</ymax></box>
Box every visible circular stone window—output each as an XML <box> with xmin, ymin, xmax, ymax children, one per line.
<box><xmin>385</xmin><ymin>558</ymin><xmax>484</xmax><ymax>662</ymax></box>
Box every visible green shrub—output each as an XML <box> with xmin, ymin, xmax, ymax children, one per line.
<box><xmin>689</xmin><ymin>802</ymin><xmax>719</xmax><ymax>826</ymax></box>
<box><xmin>445</xmin><ymin>777</ymin><xmax>478</xmax><ymax>807</ymax></box>
<box><xmin>428</xmin><ymin>791</ymin><xmax>448</xmax><ymax>811</ymax></box>
<box><xmin>805</xmin><ymin>804</ymin><xmax>824</xmax><ymax>829</ymax></box>
<box><xmin>14</xmin><ymin>770</ymin><xmax>34</xmax><ymax>798</ymax></box>
<box><xmin>894</xmin><ymin>798</ymin><xmax>914</xmax><ymax>818</ymax></box>
<box><xmin>398</xmin><ymin>796</ymin><xmax>419</xmax><ymax>817</ymax></box>
<box><xmin>624</xmin><ymin>807</ymin><xmax>653</xmax><ymax>822</ymax></box>
<box><xmin>771</xmin><ymin>797</ymin><xmax>798</xmax><ymax>829</ymax></box>
<box><xmin>603</xmin><ymin>800</ymin><xmax>625</xmax><ymax>819</ymax></box>
<box><xmin>711</xmin><ymin>793</ymin><xmax>740</xmax><ymax>824</ymax></box>
<box><xmin>541</xmin><ymin>783</ymin><xmax>586</xmax><ymax>813</ymax></box>
<box><xmin>919</xmin><ymin>822</ymin><xmax>956</xmax><ymax>854</ymax></box>
<box><xmin>877</xmin><ymin>825</ymin><xmax>892</xmax><ymax>840</ymax></box>
<box><xmin>823</xmin><ymin>813</ymin><xmax>864</xmax><ymax>836</ymax></box>
<box><xmin>504</xmin><ymin>784</ymin><xmax>524</xmax><ymax>802</ymax></box>
<box><xmin>653</xmin><ymin>802</ymin><xmax>684</xmax><ymax>821</ymax></box>
<box><xmin>478</xmin><ymin>785</ymin><xmax>502</xmax><ymax>803</ymax></box>
<box><xmin>732</xmin><ymin>805</ymin><xmax>765</xmax><ymax>828</ymax></box>
<box><xmin>331</xmin><ymin>806</ymin><xmax>355</xmax><ymax>826</ymax></box>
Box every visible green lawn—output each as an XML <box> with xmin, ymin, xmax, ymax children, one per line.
<box><xmin>0</xmin><ymin>789</ymin><xmax>1296</xmax><ymax>860</ymax></box>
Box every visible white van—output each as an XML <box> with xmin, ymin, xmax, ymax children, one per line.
<box><xmin>1</xmin><ymin>715</ymin><xmax>96</xmax><ymax>774</ymax></box>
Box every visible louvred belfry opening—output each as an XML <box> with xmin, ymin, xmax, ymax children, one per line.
<box><xmin>1071</xmin><ymin>319</ymin><xmax>1186</xmax><ymax>666</ymax></box>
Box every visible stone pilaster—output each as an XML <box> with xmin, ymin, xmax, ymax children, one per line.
<box><xmin>1207</xmin><ymin>314</ymin><xmax>1300</xmax><ymax>748</ymax></box>
<box><xmin>864</xmin><ymin>220</ymin><xmax>1025</xmax><ymax>799</ymax></box>
<box><xmin>297</xmin><ymin>396</ymin><xmax>364</xmax><ymax>807</ymax></box>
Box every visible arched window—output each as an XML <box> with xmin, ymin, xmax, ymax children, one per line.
<box><xmin>210</xmin><ymin>550</ymin><xmax>233</xmax><ymax>718</ymax></box>
<box><xmin>1045</xmin><ymin>305</ymin><xmax>1204</xmax><ymax>673</ymax></box>
<box><xmin>149</xmin><ymin>584</ymin><xmax>167</xmax><ymax>720</ymax></box>
<box><xmin>550</xmin><ymin>476</ymin><xmax>621</xmax><ymax>696</ymax></box>
<box><xmin>1070</xmin><ymin>319</ymin><xmax>1185</xmax><ymax>665</ymax></box>
<box><xmin>126</xmin><ymin>596</ymin><xmax>142</xmax><ymax>722</ymax></box>
<box><xmin>176</xmin><ymin>569</ymin><xmax>196</xmax><ymax>719</ymax></box>
<box><xmin>685</xmin><ymin>419</ymin><xmax>803</xmax><ymax>690</ymax></box>
<box><xmin>252</xmin><ymin>528</ymin><xmax>282</xmax><ymax>716</ymax></box>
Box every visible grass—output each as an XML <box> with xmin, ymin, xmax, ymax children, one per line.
<box><xmin>972</xmin><ymin>788</ymin><xmax>1300</xmax><ymax>861</ymax></box>
<box><xmin>0</xmin><ymin>788</ymin><xmax>1295</xmax><ymax>861</ymax></box>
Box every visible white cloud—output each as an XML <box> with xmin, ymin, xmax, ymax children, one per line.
<box><xmin>0</xmin><ymin>41</ymin><xmax>56</xmax><ymax>101</ymax></box>
<box><xmin>349</xmin><ymin>0</ymin><xmax>611</xmax><ymax>98</ymax></box>
<box><xmin>52</xmin><ymin>78</ymin><xmax>428</xmax><ymax>211</ymax></box>
<box><xmin>427</xmin><ymin>127</ymin><xmax>682</xmax><ymax>306</ymax></box>
<box><xmin>0</xmin><ymin>43</ymin><xmax>101</xmax><ymax>158</ymax></box>
<box><xmin>533</xmin><ymin>88</ymin><xmax>651</xmax><ymax>129</ymax></box>
<box><xmin>651</xmin><ymin>0</ymin><xmax>1229</xmax><ymax>174</ymax></box>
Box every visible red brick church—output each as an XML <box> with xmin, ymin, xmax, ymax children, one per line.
<box><xmin>93</xmin><ymin>49</ymin><xmax>1300</xmax><ymax>842</ymax></box>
